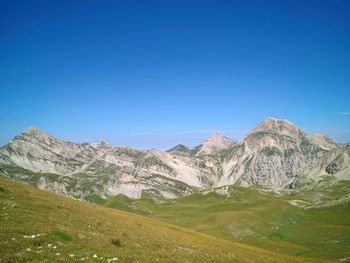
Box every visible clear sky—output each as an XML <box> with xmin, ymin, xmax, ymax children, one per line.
<box><xmin>1</xmin><ymin>0</ymin><xmax>350</xmax><ymax>150</ymax></box>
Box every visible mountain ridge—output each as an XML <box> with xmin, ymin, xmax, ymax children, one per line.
<box><xmin>0</xmin><ymin>117</ymin><xmax>349</xmax><ymax>200</ymax></box>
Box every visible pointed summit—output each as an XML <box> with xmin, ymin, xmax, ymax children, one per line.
<box><xmin>207</xmin><ymin>132</ymin><xmax>224</xmax><ymax>139</ymax></box>
<box><xmin>15</xmin><ymin>127</ymin><xmax>58</xmax><ymax>146</ymax></box>
<box><xmin>204</xmin><ymin>132</ymin><xmax>233</xmax><ymax>144</ymax></box>
<box><xmin>250</xmin><ymin>117</ymin><xmax>300</xmax><ymax>137</ymax></box>
<box><xmin>166</xmin><ymin>144</ymin><xmax>198</xmax><ymax>157</ymax></box>
<box><xmin>241</xmin><ymin>117</ymin><xmax>305</xmax><ymax>152</ymax></box>
<box><xmin>19</xmin><ymin>127</ymin><xmax>53</xmax><ymax>141</ymax></box>
<box><xmin>197</xmin><ymin>132</ymin><xmax>234</xmax><ymax>155</ymax></box>
<box><xmin>167</xmin><ymin>144</ymin><xmax>190</xmax><ymax>152</ymax></box>
<box><xmin>22</xmin><ymin>127</ymin><xmax>48</xmax><ymax>137</ymax></box>
<box><xmin>259</xmin><ymin>116</ymin><xmax>294</xmax><ymax>127</ymax></box>
<box><xmin>91</xmin><ymin>140</ymin><xmax>113</xmax><ymax>149</ymax></box>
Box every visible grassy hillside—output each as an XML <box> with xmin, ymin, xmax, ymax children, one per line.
<box><xmin>100</xmin><ymin>181</ymin><xmax>350</xmax><ymax>262</ymax></box>
<box><xmin>0</xmin><ymin>176</ymin><xmax>325</xmax><ymax>263</ymax></box>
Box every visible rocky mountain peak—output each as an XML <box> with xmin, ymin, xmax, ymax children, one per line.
<box><xmin>249</xmin><ymin>117</ymin><xmax>300</xmax><ymax>138</ymax></box>
<box><xmin>207</xmin><ymin>132</ymin><xmax>225</xmax><ymax>140</ymax></box>
<box><xmin>167</xmin><ymin>144</ymin><xmax>201</xmax><ymax>157</ymax></box>
<box><xmin>16</xmin><ymin>127</ymin><xmax>55</xmax><ymax>144</ymax></box>
<box><xmin>22</xmin><ymin>127</ymin><xmax>48</xmax><ymax>137</ymax></box>
<box><xmin>242</xmin><ymin>117</ymin><xmax>305</xmax><ymax>154</ymax></box>
<box><xmin>167</xmin><ymin>144</ymin><xmax>189</xmax><ymax>152</ymax></box>
<box><xmin>197</xmin><ymin>132</ymin><xmax>234</xmax><ymax>155</ymax></box>
<box><xmin>91</xmin><ymin>140</ymin><xmax>113</xmax><ymax>149</ymax></box>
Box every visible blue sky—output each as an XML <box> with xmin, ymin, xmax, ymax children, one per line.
<box><xmin>1</xmin><ymin>0</ymin><xmax>350</xmax><ymax>150</ymax></box>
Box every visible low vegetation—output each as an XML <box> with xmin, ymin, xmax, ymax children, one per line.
<box><xmin>0</xmin><ymin>175</ymin><xmax>322</xmax><ymax>263</ymax></box>
<box><xmin>261</xmin><ymin>146</ymin><xmax>282</xmax><ymax>156</ymax></box>
<box><xmin>101</xmin><ymin>181</ymin><xmax>350</xmax><ymax>262</ymax></box>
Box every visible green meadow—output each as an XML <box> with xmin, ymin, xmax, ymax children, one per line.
<box><xmin>1</xmin><ymin>175</ymin><xmax>349</xmax><ymax>262</ymax></box>
<box><xmin>101</xmin><ymin>180</ymin><xmax>350</xmax><ymax>262</ymax></box>
<box><xmin>0</xmin><ymin>175</ymin><xmax>327</xmax><ymax>263</ymax></box>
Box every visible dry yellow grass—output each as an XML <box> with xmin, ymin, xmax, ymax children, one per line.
<box><xmin>0</xmin><ymin>176</ymin><xmax>328</xmax><ymax>262</ymax></box>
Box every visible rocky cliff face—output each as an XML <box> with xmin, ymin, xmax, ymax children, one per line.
<box><xmin>215</xmin><ymin>117</ymin><xmax>343</xmax><ymax>189</ymax></box>
<box><xmin>0</xmin><ymin>128</ymin><xmax>218</xmax><ymax>199</ymax></box>
<box><xmin>324</xmin><ymin>143</ymin><xmax>350</xmax><ymax>179</ymax></box>
<box><xmin>0</xmin><ymin>118</ymin><xmax>348</xmax><ymax>199</ymax></box>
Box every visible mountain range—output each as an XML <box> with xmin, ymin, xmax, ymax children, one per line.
<box><xmin>0</xmin><ymin>117</ymin><xmax>349</xmax><ymax>200</ymax></box>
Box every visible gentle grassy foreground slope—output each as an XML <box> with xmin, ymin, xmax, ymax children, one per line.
<box><xmin>0</xmin><ymin>176</ymin><xmax>325</xmax><ymax>263</ymax></box>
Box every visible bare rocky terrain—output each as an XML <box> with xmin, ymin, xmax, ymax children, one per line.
<box><xmin>0</xmin><ymin>117</ymin><xmax>349</xmax><ymax>200</ymax></box>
